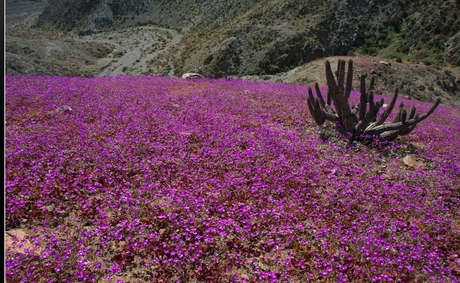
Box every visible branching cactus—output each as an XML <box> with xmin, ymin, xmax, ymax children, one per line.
<box><xmin>307</xmin><ymin>59</ymin><xmax>441</xmax><ymax>141</ymax></box>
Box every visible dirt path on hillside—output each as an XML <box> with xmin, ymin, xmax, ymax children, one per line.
<box><xmin>70</xmin><ymin>26</ymin><xmax>182</xmax><ymax>76</ymax></box>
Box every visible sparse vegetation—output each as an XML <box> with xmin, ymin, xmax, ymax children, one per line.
<box><xmin>114</xmin><ymin>50</ymin><xmax>124</xmax><ymax>58</ymax></box>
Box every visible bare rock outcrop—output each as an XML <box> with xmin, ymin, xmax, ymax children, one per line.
<box><xmin>181</xmin><ymin>73</ymin><xmax>203</xmax><ymax>79</ymax></box>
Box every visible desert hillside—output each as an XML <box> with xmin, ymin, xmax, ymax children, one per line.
<box><xmin>34</xmin><ymin>0</ymin><xmax>460</xmax><ymax>75</ymax></box>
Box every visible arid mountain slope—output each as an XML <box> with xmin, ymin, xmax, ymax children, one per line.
<box><xmin>34</xmin><ymin>0</ymin><xmax>263</xmax><ymax>33</ymax></box>
<box><xmin>34</xmin><ymin>0</ymin><xmax>460</xmax><ymax>77</ymax></box>
<box><xmin>178</xmin><ymin>0</ymin><xmax>460</xmax><ymax>77</ymax></box>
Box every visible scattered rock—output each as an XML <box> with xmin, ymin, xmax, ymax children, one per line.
<box><xmin>402</xmin><ymin>154</ymin><xmax>424</xmax><ymax>170</ymax></box>
<box><xmin>370</xmin><ymin>69</ymin><xmax>379</xmax><ymax>75</ymax></box>
<box><xmin>181</xmin><ymin>73</ymin><xmax>203</xmax><ymax>79</ymax></box>
<box><xmin>46</xmin><ymin>105</ymin><xmax>73</xmax><ymax>116</ymax></box>
<box><xmin>380</xmin><ymin>61</ymin><xmax>391</xmax><ymax>67</ymax></box>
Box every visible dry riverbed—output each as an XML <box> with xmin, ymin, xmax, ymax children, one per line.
<box><xmin>70</xmin><ymin>26</ymin><xmax>182</xmax><ymax>76</ymax></box>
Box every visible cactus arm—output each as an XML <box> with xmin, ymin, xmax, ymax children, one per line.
<box><xmin>325</xmin><ymin>104</ymin><xmax>336</xmax><ymax>115</ymax></box>
<box><xmin>358</xmin><ymin>75</ymin><xmax>368</xmax><ymax>121</ymax></box>
<box><xmin>323</xmin><ymin>111</ymin><xmax>340</xmax><ymax>122</ymax></box>
<box><xmin>391</xmin><ymin>103</ymin><xmax>405</xmax><ymax>123</ymax></box>
<box><xmin>325</xmin><ymin>61</ymin><xmax>339</xmax><ymax>92</ymax></box>
<box><xmin>373</xmin><ymin>99</ymin><xmax>384</xmax><ymax>120</ymax></box>
<box><xmin>367</xmin><ymin>76</ymin><xmax>376</xmax><ymax>92</ymax></box>
<box><xmin>368</xmin><ymin>92</ymin><xmax>376</xmax><ymax>121</ymax></box>
<box><xmin>307</xmin><ymin>87</ymin><xmax>339</xmax><ymax>125</ymax></box>
<box><xmin>313</xmin><ymin>99</ymin><xmax>326</xmax><ymax>124</ymax></box>
<box><xmin>312</xmin><ymin>82</ymin><xmax>335</xmax><ymax>115</ymax></box>
<box><xmin>365</xmin><ymin>99</ymin><xmax>440</xmax><ymax>137</ymax></box>
<box><xmin>408</xmin><ymin>106</ymin><xmax>417</xmax><ymax>120</ymax></box>
<box><xmin>307</xmin><ymin>93</ymin><xmax>325</xmax><ymax>125</ymax></box>
<box><xmin>411</xmin><ymin>98</ymin><xmax>441</xmax><ymax>122</ymax></box>
<box><xmin>399</xmin><ymin>111</ymin><xmax>419</xmax><ymax>136</ymax></box>
<box><xmin>351</xmin><ymin>105</ymin><xmax>359</xmax><ymax>116</ymax></box>
<box><xmin>370</xmin><ymin>89</ymin><xmax>399</xmax><ymax>128</ymax></box>
<box><xmin>337</xmin><ymin>60</ymin><xmax>346</xmax><ymax>95</ymax></box>
<box><xmin>326</xmin><ymin>60</ymin><xmax>356</xmax><ymax>132</ymax></box>
<box><xmin>327</xmin><ymin>89</ymin><xmax>332</xmax><ymax>105</ymax></box>
<box><xmin>314</xmin><ymin>82</ymin><xmax>326</xmax><ymax>108</ymax></box>
<box><xmin>325</xmin><ymin>61</ymin><xmax>343</xmax><ymax>119</ymax></box>
<box><xmin>345</xmin><ymin>60</ymin><xmax>353</xmax><ymax>100</ymax></box>
<box><xmin>365</xmin><ymin>121</ymin><xmax>405</xmax><ymax>136</ymax></box>
<box><xmin>400</xmin><ymin>124</ymin><xmax>417</xmax><ymax>136</ymax></box>
<box><xmin>379</xmin><ymin>130</ymin><xmax>400</xmax><ymax>141</ymax></box>
<box><xmin>353</xmin><ymin>120</ymin><xmax>370</xmax><ymax>139</ymax></box>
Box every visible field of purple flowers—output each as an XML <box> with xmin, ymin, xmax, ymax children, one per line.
<box><xmin>5</xmin><ymin>75</ymin><xmax>460</xmax><ymax>282</ymax></box>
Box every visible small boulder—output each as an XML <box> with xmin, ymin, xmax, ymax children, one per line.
<box><xmin>402</xmin><ymin>154</ymin><xmax>424</xmax><ymax>170</ymax></box>
<box><xmin>182</xmin><ymin>73</ymin><xmax>203</xmax><ymax>79</ymax></box>
<box><xmin>46</xmin><ymin>105</ymin><xmax>73</xmax><ymax>116</ymax></box>
<box><xmin>380</xmin><ymin>61</ymin><xmax>391</xmax><ymax>67</ymax></box>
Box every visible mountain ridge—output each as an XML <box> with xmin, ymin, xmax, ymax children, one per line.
<box><xmin>34</xmin><ymin>0</ymin><xmax>460</xmax><ymax>77</ymax></box>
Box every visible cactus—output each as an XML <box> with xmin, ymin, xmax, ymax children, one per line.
<box><xmin>307</xmin><ymin>59</ymin><xmax>441</xmax><ymax>141</ymax></box>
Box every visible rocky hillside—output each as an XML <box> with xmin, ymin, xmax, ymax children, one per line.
<box><xmin>34</xmin><ymin>0</ymin><xmax>263</xmax><ymax>33</ymax></box>
<box><xmin>180</xmin><ymin>0</ymin><xmax>460</xmax><ymax>77</ymax></box>
<box><xmin>34</xmin><ymin>0</ymin><xmax>460</xmax><ymax>77</ymax></box>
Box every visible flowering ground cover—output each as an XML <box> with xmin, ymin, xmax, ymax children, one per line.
<box><xmin>5</xmin><ymin>75</ymin><xmax>460</xmax><ymax>282</ymax></box>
